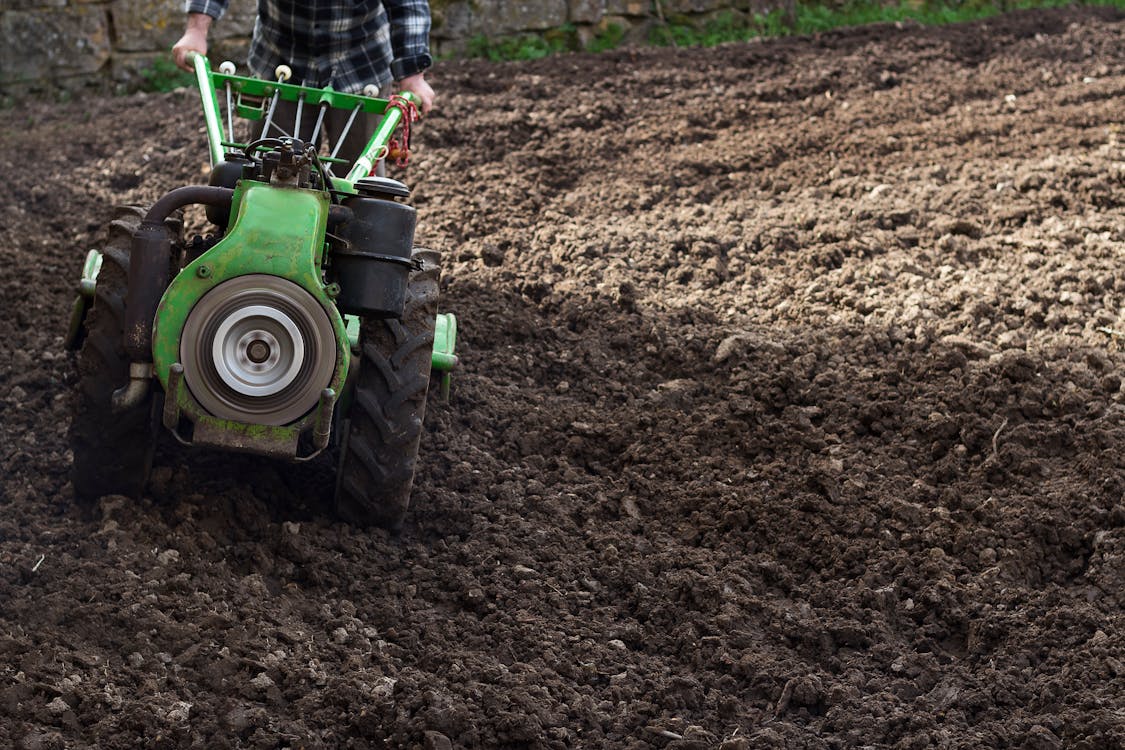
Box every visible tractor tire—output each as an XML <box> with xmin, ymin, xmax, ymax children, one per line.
<box><xmin>69</xmin><ymin>207</ymin><xmax>177</xmax><ymax>502</ymax></box>
<box><xmin>335</xmin><ymin>249</ymin><xmax>440</xmax><ymax>530</ymax></box>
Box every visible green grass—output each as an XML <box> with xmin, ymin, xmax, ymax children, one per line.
<box><xmin>462</xmin><ymin>22</ymin><xmax>627</xmax><ymax>61</ymax></box>
<box><xmin>461</xmin><ymin>0</ymin><xmax>1125</xmax><ymax>61</ymax></box>
<box><xmin>465</xmin><ymin>24</ymin><xmax>581</xmax><ymax>61</ymax></box>
<box><xmin>586</xmin><ymin>23</ymin><xmax>628</xmax><ymax>54</ymax></box>
<box><xmin>138</xmin><ymin>57</ymin><xmax>195</xmax><ymax>93</ymax></box>
<box><xmin>653</xmin><ymin>0</ymin><xmax>1122</xmax><ymax>45</ymax></box>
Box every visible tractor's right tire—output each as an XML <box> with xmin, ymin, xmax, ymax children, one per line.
<box><xmin>69</xmin><ymin>208</ymin><xmax>166</xmax><ymax>502</ymax></box>
<box><xmin>335</xmin><ymin>249</ymin><xmax>440</xmax><ymax>530</ymax></box>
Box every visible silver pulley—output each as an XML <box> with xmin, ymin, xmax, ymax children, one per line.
<box><xmin>180</xmin><ymin>274</ymin><xmax>336</xmax><ymax>425</ymax></box>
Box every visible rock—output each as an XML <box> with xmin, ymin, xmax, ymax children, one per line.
<box><xmin>471</xmin><ymin>0</ymin><xmax>568</xmax><ymax>33</ymax></box>
<box><xmin>1022</xmin><ymin>725</ymin><xmax>1062</xmax><ymax>750</ymax></box>
<box><xmin>512</xmin><ymin>564</ymin><xmax>538</xmax><ymax>580</ymax></box>
<box><xmin>156</xmin><ymin>549</ymin><xmax>180</xmax><ymax>566</ymax></box>
<box><xmin>939</xmin><ymin>334</ymin><xmax>995</xmax><ymax>359</ymax></box>
<box><xmin>166</xmin><ymin>701</ymin><xmax>192</xmax><ymax>722</ymax></box>
<box><xmin>774</xmin><ymin>675</ymin><xmax>824</xmax><ymax>715</ymax></box>
<box><xmin>424</xmin><ymin>731</ymin><xmax>453</xmax><ymax>750</ymax></box>
<box><xmin>715</xmin><ymin>334</ymin><xmax>753</xmax><ymax>363</ymax></box>
<box><xmin>714</xmin><ymin>332</ymin><xmax>785</xmax><ymax>363</ymax></box>
<box><xmin>0</xmin><ymin>8</ymin><xmax>110</xmax><ymax>85</ymax></box>
<box><xmin>249</xmin><ymin>673</ymin><xmax>274</xmax><ymax>690</ymax></box>
<box><xmin>46</xmin><ymin>697</ymin><xmax>71</xmax><ymax>716</ymax></box>
<box><xmin>620</xmin><ymin>496</ymin><xmax>642</xmax><ymax>519</ymax></box>
<box><xmin>370</xmin><ymin>676</ymin><xmax>397</xmax><ymax>700</ymax></box>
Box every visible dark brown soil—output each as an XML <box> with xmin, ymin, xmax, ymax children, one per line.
<box><xmin>3</xmin><ymin>7</ymin><xmax>1125</xmax><ymax>748</ymax></box>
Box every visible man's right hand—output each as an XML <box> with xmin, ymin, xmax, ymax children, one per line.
<box><xmin>172</xmin><ymin>13</ymin><xmax>213</xmax><ymax>71</ymax></box>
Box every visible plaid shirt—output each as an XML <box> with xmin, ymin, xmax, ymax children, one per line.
<box><xmin>186</xmin><ymin>0</ymin><xmax>432</xmax><ymax>92</ymax></box>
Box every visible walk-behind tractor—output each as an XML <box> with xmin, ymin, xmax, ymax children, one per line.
<box><xmin>65</xmin><ymin>53</ymin><xmax>458</xmax><ymax>528</ymax></box>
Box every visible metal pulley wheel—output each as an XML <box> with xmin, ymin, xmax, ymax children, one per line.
<box><xmin>180</xmin><ymin>274</ymin><xmax>336</xmax><ymax>425</ymax></box>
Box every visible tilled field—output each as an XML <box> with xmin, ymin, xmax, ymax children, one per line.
<box><xmin>2</xmin><ymin>7</ymin><xmax>1125</xmax><ymax>748</ymax></box>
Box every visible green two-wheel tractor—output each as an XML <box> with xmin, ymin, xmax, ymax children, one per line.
<box><xmin>65</xmin><ymin>54</ymin><xmax>459</xmax><ymax>529</ymax></box>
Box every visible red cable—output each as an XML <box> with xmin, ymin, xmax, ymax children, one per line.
<box><xmin>384</xmin><ymin>95</ymin><xmax>420</xmax><ymax>169</ymax></box>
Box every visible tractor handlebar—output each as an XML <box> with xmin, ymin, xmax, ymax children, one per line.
<box><xmin>187</xmin><ymin>51</ymin><xmax>420</xmax><ymax>181</ymax></box>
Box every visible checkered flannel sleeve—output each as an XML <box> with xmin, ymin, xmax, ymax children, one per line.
<box><xmin>383</xmin><ymin>0</ymin><xmax>433</xmax><ymax>81</ymax></box>
<box><xmin>185</xmin><ymin>0</ymin><xmax>230</xmax><ymax>20</ymax></box>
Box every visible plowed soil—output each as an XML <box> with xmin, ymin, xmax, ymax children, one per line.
<box><xmin>3</xmin><ymin>7</ymin><xmax>1125</xmax><ymax>748</ymax></box>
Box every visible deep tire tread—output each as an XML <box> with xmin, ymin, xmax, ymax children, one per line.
<box><xmin>335</xmin><ymin>251</ymin><xmax>440</xmax><ymax>529</ymax></box>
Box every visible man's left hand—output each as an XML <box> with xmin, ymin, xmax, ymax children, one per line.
<box><xmin>397</xmin><ymin>73</ymin><xmax>434</xmax><ymax>116</ymax></box>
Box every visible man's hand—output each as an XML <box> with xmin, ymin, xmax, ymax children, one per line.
<box><xmin>172</xmin><ymin>13</ymin><xmax>213</xmax><ymax>72</ymax></box>
<box><xmin>397</xmin><ymin>73</ymin><xmax>434</xmax><ymax>116</ymax></box>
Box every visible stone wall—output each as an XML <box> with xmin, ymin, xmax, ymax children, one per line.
<box><xmin>0</xmin><ymin>0</ymin><xmax>776</xmax><ymax>95</ymax></box>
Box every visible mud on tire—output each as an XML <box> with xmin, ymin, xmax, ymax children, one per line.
<box><xmin>69</xmin><ymin>207</ymin><xmax>177</xmax><ymax>502</ymax></box>
<box><xmin>334</xmin><ymin>249</ymin><xmax>440</xmax><ymax>530</ymax></box>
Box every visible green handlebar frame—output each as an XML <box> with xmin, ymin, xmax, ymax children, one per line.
<box><xmin>188</xmin><ymin>52</ymin><xmax>419</xmax><ymax>183</ymax></box>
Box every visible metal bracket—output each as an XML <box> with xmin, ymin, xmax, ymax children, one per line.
<box><xmin>64</xmin><ymin>250</ymin><xmax>105</xmax><ymax>350</ymax></box>
<box><xmin>163</xmin><ymin>362</ymin><xmax>337</xmax><ymax>460</ymax></box>
<box><xmin>432</xmin><ymin>312</ymin><xmax>459</xmax><ymax>401</ymax></box>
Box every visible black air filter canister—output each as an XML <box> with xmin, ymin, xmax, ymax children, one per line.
<box><xmin>333</xmin><ymin>195</ymin><xmax>416</xmax><ymax>318</ymax></box>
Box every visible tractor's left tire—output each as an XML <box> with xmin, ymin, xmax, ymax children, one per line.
<box><xmin>69</xmin><ymin>208</ymin><xmax>170</xmax><ymax>502</ymax></box>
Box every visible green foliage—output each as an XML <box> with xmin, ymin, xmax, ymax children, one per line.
<box><xmin>586</xmin><ymin>23</ymin><xmax>627</xmax><ymax>54</ymax></box>
<box><xmin>138</xmin><ymin>57</ymin><xmax>194</xmax><ymax>93</ymax></box>
<box><xmin>649</xmin><ymin>0</ymin><xmax>1125</xmax><ymax>48</ymax></box>
<box><xmin>649</xmin><ymin>11</ymin><xmax>752</xmax><ymax>47</ymax></box>
<box><xmin>466</xmin><ymin>24</ymin><xmax>579</xmax><ymax>62</ymax></box>
<box><xmin>462</xmin><ymin>0</ymin><xmax>1125</xmax><ymax>61</ymax></box>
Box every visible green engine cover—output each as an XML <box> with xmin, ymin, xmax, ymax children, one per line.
<box><xmin>152</xmin><ymin>180</ymin><xmax>350</xmax><ymax>410</ymax></box>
